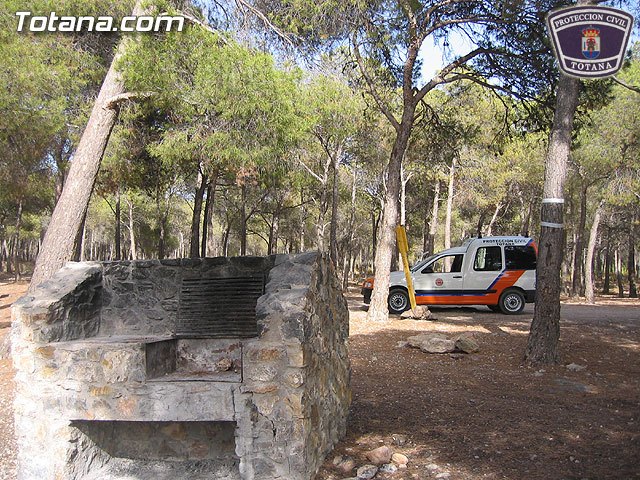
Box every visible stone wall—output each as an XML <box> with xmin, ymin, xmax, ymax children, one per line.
<box><xmin>100</xmin><ymin>257</ymin><xmax>274</xmax><ymax>336</ymax></box>
<box><xmin>12</xmin><ymin>252</ymin><xmax>350</xmax><ymax>480</ymax></box>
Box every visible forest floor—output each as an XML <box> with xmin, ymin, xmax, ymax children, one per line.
<box><xmin>0</xmin><ymin>280</ymin><xmax>638</xmax><ymax>480</ymax></box>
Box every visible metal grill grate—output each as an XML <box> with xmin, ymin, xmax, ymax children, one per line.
<box><xmin>177</xmin><ymin>274</ymin><xmax>265</xmax><ymax>338</ymax></box>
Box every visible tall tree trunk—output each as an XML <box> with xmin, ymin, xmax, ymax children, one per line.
<box><xmin>127</xmin><ymin>197</ymin><xmax>137</xmax><ymax>260</ymax></box>
<box><xmin>316</xmin><ymin>158</ymin><xmax>332</xmax><ymax>252</ymax></box>
<box><xmin>2</xmin><ymin>239</ymin><xmax>11</xmax><ymax>274</ymax></box>
<box><xmin>343</xmin><ymin>166</ymin><xmax>358</xmax><ymax>290</ymax></box>
<box><xmin>299</xmin><ymin>187</ymin><xmax>306</xmax><ymax>253</ymax></box>
<box><xmin>240</xmin><ymin>182</ymin><xmax>247</xmax><ymax>255</ymax></box>
<box><xmin>615</xmin><ymin>248</ymin><xmax>624</xmax><ymax>297</ymax></box>
<box><xmin>571</xmin><ymin>184</ymin><xmax>588</xmax><ymax>296</ymax></box>
<box><xmin>114</xmin><ymin>189</ymin><xmax>122</xmax><ymax>260</ymax></box>
<box><xmin>602</xmin><ymin>225</ymin><xmax>611</xmax><ymax>294</ymax></box>
<box><xmin>201</xmin><ymin>171</ymin><xmax>217</xmax><ymax>258</ymax></box>
<box><xmin>329</xmin><ymin>149</ymin><xmax>342</xmax><ymax>265</ymax></box>
<box><xmin>79</xmin><ymin>218</ymin><xmax>87</xmax><ymax>262</ymax></box>
<box><xmin>190</xmin><ymin>168</ymin><xmax>207</xmax><ymax>258</ymax></box>
<box><xmin>13</xmin><ymin>200</ymin><xmax>23</xmax><ymax>281</ymax></box>
<box><xmin>29</xmin><ymin>1</ymin><xmax>143</xmax><ymax>291</ymax></box>
<box><xmin>426</xmin><ymin>180</ymin><xmax>440</xmax><ymax>256</ymax></box>
<box><xmin>367</xmin><ymin>109</ymin><xmax>415</xmax><ymax>322</ymax></box>
<box><xmin>628</xmin><ymin>215</ymin><xmax>638</xmax><ymax>298</ymax></box>
<box><xmin>444</xmin><ymin>157</ymin><xmax>456</xmax><ymax>250</ymax></box>
<box><xmin>585</xmin><ymin>201</ymin><xmax>603</xmax><ymax>304</ymax></box>
<box><xmin>520</xmin><ymin>196</ymin><xmax>534</xmax><ymax>236</ymax></box>
<box><xmin>525</xmin><ymin>74</ymin><xmax>581</xmax><ymax>365</ymax></box>
<box><xmin>486</xmin><ymin>201</ymin><xmax>503</xmax><ymax>236</ymax></box>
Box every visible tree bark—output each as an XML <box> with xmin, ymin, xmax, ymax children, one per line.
<box><xmin>486</xmin><ymin>201</ymin><xmax>503</xmax><ymax>236</ymax></box>
<box><xmin>190</xmin><ymin>168</ymin><xmax>207</xmax><ymax>258</ymax></box>
<box><xmin>329</xmin><ymin>148</ymin><xmax>342</xmax><ymax>266</ymax></box>
<box><xmin>444</xmin><ymin>156</ymin><xmax>456</xmax><ymax>250</ymax></box>
<box><xmin>602</xmin><ymin>225</ymin><xmax>611</xmax><ymax>294</ymax></box>
<box><xmin>571</xmin><ymin>183</ymin><xmax>588</xmax><ymax>296</ymax></box>
<box><xmin>426</xmin><ymin>180</ymin><xmax>440</xmax><ymax>256</ymax></box>
<box><xmin>585</xmin><ymin>201</ymin><xmax>603</xmax><ymax>304</ymax></box>
<box><xmin>343</xmin><ymin>166</ymin><xmax>358</xmax><ymax>290</ymax></box>
<box><xmin>114</xmin><ymin>189</ymin><xmax>122</xmax><ymax>260</ymax></box>
<box><xmin>13</xmin><ymin>200</ymin><xmax>23</xmax><ymax>282</ymax></box>
<box><xmin>240</xmin><ymin>182</ymin><xmax>247</xmax><ymax>255</ymax></box>
<box><xmin>127</xmin><ymin>197</ymin><xmax>137</xmax><ymax>260</ymax></box>
<box><xmin>525</xmin><ymin>74</ymin><xmax>581</xmax><ymax>365</ymax></box>
<box><xmin>201</xmin><ymin>171</ymin><xmax>217</xmax><ymax>258</ymax></box>
<box><xmin>29</xmin><ymin>1</ymin><xmax>143</xmax><ymax>290</ymax></box>
<box><xmin>316</xmin><ymin>157</ymin><xmax>332</xmax><ymax>252</ymax></box>
<box><xmin>366</xmin><ymin>109</ymin><xmax>414</xmax><ymax>322</ymax></box>
<box><xmin>628</xmin><ymin>215</ymin><xmax>638</xmax><ymax>298</ymax></box>
<box><xmin>615</xmin><ymin>248</ymin><xmax>624</xmax><ymax>297</ymax></box>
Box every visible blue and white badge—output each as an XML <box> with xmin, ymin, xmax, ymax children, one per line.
<box><xmin>547</xmin><ymin>6</ymin><xmax>634</xmax><ymax>78</ymax></box>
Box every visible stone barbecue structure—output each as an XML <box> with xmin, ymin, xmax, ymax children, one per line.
<box><xmin>12</xmin><ymin>252</ymin><xmax>350</xmax><ymax>480</ymax></box>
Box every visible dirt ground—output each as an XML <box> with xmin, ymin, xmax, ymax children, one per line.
<box><xmin>1</xmin><ymin>281</ymin><xmax>638</xmax><ymax>480</ymax></box>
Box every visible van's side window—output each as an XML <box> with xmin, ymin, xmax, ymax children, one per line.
<box><xmin>505</xmin><ymin>245</ymin><xmax>537</xmax><ymax>270</ymax></box>
<box><xmin>422</xmin><ymin>254</ymin><xmax>464</xmax><ymax>274</ymax></box>
<box><xmin>474</xmin><ymin>246</ymin><xmax>502</xmax><ymax>271</ymax></box>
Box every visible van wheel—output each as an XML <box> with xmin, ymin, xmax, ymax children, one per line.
<box><xmin>498</xmin><ymin>289</ymin><xmax>525</xmax><ymax>315</ymax></box>
<box><xmin>388</xmin><ymin>289</ymin><xmax>409</xmax><ymax>314</ymax></box>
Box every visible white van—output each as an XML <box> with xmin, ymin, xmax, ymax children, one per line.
<box><xmin>362</xmin><ymin>236</ymin><xmax>537</xmax><ymax>314</ymax></box>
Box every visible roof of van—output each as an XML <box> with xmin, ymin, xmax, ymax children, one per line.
<box><xmin>420</xmin><ymin>236</ymin><xmax>534</xmax><ymax>260</ymax></box>
<box><xmin>464</xmin><ymin>236</ymin><xmax>534</xmax><ymax>249</ymax></box>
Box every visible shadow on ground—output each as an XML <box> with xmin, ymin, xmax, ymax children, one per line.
<box><xmin>315</xmin><ymin>299</ymin><xmax>640</xmax><ymax>480</ymax></box>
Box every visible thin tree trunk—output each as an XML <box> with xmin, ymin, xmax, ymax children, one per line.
<box><xmin>628</xmin><ymin>215</ymin><xmax>638</xmax><ymax>298</ymax></box>
<box><xmin>585</xmin><ymin>201</ymin><xmax>603</xmax><ymax>304</ymax></box>
<box><xmin>329</xmin><ymin>148</ymin><xmax>342</xmax><ymax>265</ymax></box>
<box><xmin>2</xmin><ymin>239</ymin><xmax>10</xmax><ymax>274</ymax></box>
<box><xmin>240</xmin><ymin>182</ymin><xmax>247</xmax><ymax>255</ymax></box>
<box><xmin>602</xmin><ymin>225</ymin><xmax>611</xmax><ymax>294</ymax></box>
<box><xmin>444</xmin><ymin>156</ymin><xmax>456</xmax><ymax>250</ymax></box>
<box><xmin>79</xmin><ymin>218</ymin><xmax>86</xmax><ymax>262</ymax></box>
<box><xmin>316</xmin><ymin>158</ymin><xmax>332</xmax><ymax>252</ymax></box>
<box><xmin>201</xmin><ymin>171</ymin><xmax>217</xmax><ymax>258</ymax></box>
<box><xmin>525</xmin><ymin>74</ymin><xmax>581</xmax><ymax>365</ymax></box>
<box><xmin>486</xmin><ymin>201</ymin><xmax>503</xmax><ymax>236</ymax></box>
<box><xmin>114</xmin><ymin>189</ymin><xmax>122</xmax><ymax>260</ymax></box>
<box><xmin>427</xmin><ymin>180</ymin><xmax>440</xmax><ymax>256</ymax></box>
<box><xmin>571</xmin><ymin>184</ymin><xmax>588</xmax><ymax>296</ymax></box>
<box><xmin>190</xmin><ymin>168</ymin><xmax>207</xmax><ymax>258</ymax></box>
<box><xmin>29</xmin><ymin>1</ymin><xmax>143</xmax><ymax>291</ymax></box>
<box><xmin>13</xmin><ymin>200</ymin><xmax>23</xmax><ymax>281</ymax></box>
<box><xmin>343</xmin><ymin>166</ymin><xmax>358</xmax><ymax>290</ymax></box>
<box><xmin>127</xmin><ymin>197</ymin><xmax>137</xmax><ymax>260</ymax></box>
<box><xmin>615</xmin><ymin>248</ymin><xmax>624</xmax><ymax>297</ymax></box>
<box><xmin>367</xmin><ymin>109</ymin><xmax>414</xmax><ymax>322</ymax></box>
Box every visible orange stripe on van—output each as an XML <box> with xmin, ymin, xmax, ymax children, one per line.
<box><xmin>415</xmin><ymin>269</ymin><xmax>526</xmax><ymax>306</ymax></box>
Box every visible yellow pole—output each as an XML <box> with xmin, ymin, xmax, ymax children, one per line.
<box><xmin>396</xmin><ymin>225</ymin><xmax>417</xmax><ymax>311</ymax></box>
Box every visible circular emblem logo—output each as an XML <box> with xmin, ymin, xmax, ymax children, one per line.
<box><xmin>435</xmin><ymin>278</ymin><xmax>444</xmax><ymax>287</ymax></box>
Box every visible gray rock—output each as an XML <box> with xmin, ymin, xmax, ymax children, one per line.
<box><xmin>407</xmin><ymin>333</ymin><xmax>448</xmax><ymax>348</ymax></box>
<box><xmin>566</xmin><ymin>363</ymin><xmax>586</xmax><ymax>372</ymax></box>
<box><xmin>454</xmin><ymin>335</ymin><xmax>479</xmax><ymax>353</ymax></box>
<box><xmin>420</xmin><ymin>337</ymin><xmax>456</xmax><ymax>354</ymax></box>
<box><xmin>356</xmin><ymin>464</ymin><xmax>379</xmax><ymax>480</ymax></box>
<box><xmin>380</xmin><ymin>463</ymin><xmax>398</xmax><ymax>474</ymax></box>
